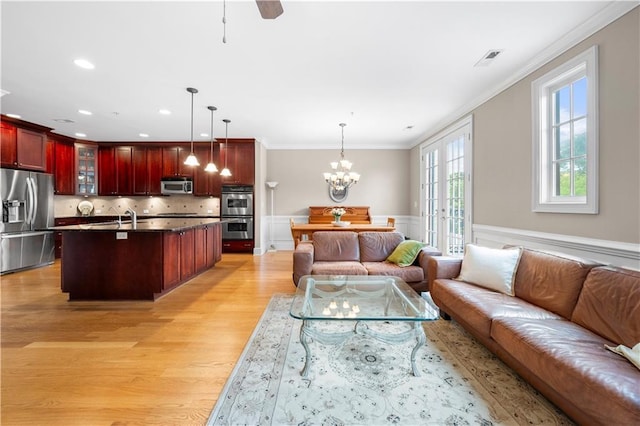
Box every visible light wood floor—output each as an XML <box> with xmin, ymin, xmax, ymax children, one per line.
<box><xmin>1</xmin><ymin>251</ymin><xmax>296</xmax><ymax>425</ymax></box>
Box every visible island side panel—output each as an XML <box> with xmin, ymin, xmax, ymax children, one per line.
<box><xmin>61</xmin><ymin>231</ymin><xmax>164</xmax><ymax>300</ymax></box>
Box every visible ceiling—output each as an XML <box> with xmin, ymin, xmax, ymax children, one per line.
<box><xmin>1</xmin><ymin>1</ymin><xmax>634</xmax><ymax>149</ymax></box>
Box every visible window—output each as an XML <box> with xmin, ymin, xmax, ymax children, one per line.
<box><xmin>532</xmin><ymin>45</ymin><xmax>598</xmax><ymax>214</ymax></box>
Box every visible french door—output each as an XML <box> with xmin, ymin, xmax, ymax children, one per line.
<box><xmin>421</xmin><ymin>116</ymin><xmax>472</xmax><ymax>256</ymax></box>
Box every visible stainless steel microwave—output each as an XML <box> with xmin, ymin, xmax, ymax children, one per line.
<box><xmin>161</xmin><ymin>177</ymin><xmax>193</xmax><ymax>195</ymax></box>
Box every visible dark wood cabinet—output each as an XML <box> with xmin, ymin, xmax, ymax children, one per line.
<box><xmin>59</xmin><ymin>221</ymin><xmax>222</xmax><ymax>300</ymax></box>
<box><xmin>133</xmin><ymin>146</ymin><xmax>163</xmax><ymax>195</ymax></box>
<box><xmin>222</xmin><ymin>239</ymin><xmax>254</xmax><ymax>253</ymax></box>
<box><xmin>54</xmin><ymin>216</ymin><xmax>119</xmax><ymax>258</ymax></box>
<box><xmin>1</xmin><ymin>120</ymin><xmax>48</xmax><ymax>171</ymax></box>
<box><xmin>75</xmin><ymin>143</ymin><xmax>98</xmax><ymax>195</ymax></box>
<box><xmin>162</xmin><ymin>145</ymin><xmax>194</xmax><ymax>178</ymax></box>
<box><xmin>194</xmin><ymin>226</ymin><xmax>208</xmax><ymax>273</ymax></box>
<box><xmin>220</xmin><ymin>140</ymin><xmax>255</xmax><ymax>185</ymax></box>
<box><xmin>162</xmin><ymin>228</ymin><xmax>196</xmax><ymax>291</ymax></box>
<box><xmin>194</xmin><ymin>224</ymin><xmax>221</xmax><ymax>272</ymax></box>
<box><xmin>193</xmin><ymin>144</ymin><xmax>221</xmax><ymax>197</ymax></box>
<box><xmin>147</xmin><ymin>147</ymin><xmax>163</xmax><ymax>195</ymax></box>
<box><xmin>16</xmin><ymin>128</ymin><xmax>47</xmax><ymax>171</ymax></box>
<box><xmin>163</xmin><ymin>231</ymin><xmax>182</xmax><ymax>290</ymax></box>
<box><xmin>180</xmin><ymin>229</ymin><xmax>195</xmax><ymax>280</ymax></box>
<box><xmin>0</xmin><ymin>121</ymin><xmax>17</xmax><ymax>167</ymax></box>
<box><xmin>99</xmin><ymin>146</ymin><xmax>132</xmax><ymax>195</ymax></box>
<box><xmin>52</xmin><ymin>138</ymin><xmax>75</xmax><ymax>195</ymax></box>
<box><xmin>209</xmin><ymin>223</ymin><xmax>222</xmax><ymax>263</ymax></box>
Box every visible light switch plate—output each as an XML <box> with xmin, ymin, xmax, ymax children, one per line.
<box><xmin>116</xmin><ymin>232</ymin><xmax>127</xmax><ymax>240</ymax></box>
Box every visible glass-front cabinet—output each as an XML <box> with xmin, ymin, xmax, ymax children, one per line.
<box><xmin>75</xmin><ymin>143</ymin><xmax>98</xmax><ymax>195</ymax></box>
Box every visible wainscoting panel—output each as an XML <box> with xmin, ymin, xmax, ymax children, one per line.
<box><xmin>473</xmin><ymin>224</ymin><xmax>640</xmax><ymax>270</ymax></box>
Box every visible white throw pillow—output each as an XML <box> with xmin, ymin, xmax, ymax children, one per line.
<box><xmin>456</xmin><ymin>244</ymin><xmax>523</xmax><ymax>296</ymax></box>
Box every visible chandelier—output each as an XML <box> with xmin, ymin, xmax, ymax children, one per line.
<box><xmin>324</xmin><ymin>123</ymin><xmax>360</xmax><ymax>201</ymax></box>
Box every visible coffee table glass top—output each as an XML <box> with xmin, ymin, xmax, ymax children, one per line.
<box><xmin>290</xmin><ymin>275</ymin><xmax>439</xmax><ymax>321</ymax></box>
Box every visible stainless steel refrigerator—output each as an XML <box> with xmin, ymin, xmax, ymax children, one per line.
<box><xmin>1</xmin><ymin>168</ymin><xmax>55</xmax><ymax>274</ymax></box>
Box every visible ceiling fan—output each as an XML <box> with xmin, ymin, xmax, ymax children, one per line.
<box><xmin>255</xmin><ymin>0</ymin><xmax>283</xmax><ymax>19</ymax></box>
<box><xmin>223</xmin><ymin>0</ymin><xmax>283</xmax><ymax>43</ymax></box>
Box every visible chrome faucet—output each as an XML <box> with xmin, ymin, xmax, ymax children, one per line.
<box><xmin>125</xmin><ymin>207</ymin><xmax>137</xmax><ymax>228</ymax></box>
<box><xmin>109</xmin><ymin>206</ymin><xmax>122</xmax><ymax>226</ymax></box>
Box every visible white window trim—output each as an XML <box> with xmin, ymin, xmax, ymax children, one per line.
<box><xmin>532</xmin><ymin>45</ymin><xmax>598</xmax><ymax>214</ymax></box>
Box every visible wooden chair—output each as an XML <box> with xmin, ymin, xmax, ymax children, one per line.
<box><xmin>386</xmin><ymin>217</ymin><xmax>396</xmax><ymax>227</ymax></box>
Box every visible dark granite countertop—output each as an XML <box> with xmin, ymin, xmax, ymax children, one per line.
<box><xmin>50</xmin><ymin>218</ymin><xmax>225</xmax><ymax>232</ymax></box>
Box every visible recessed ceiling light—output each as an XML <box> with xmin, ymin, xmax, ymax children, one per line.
<box><xmin>75</xmin><ymin>132</ymin><xmax>87</xmax><ymax>138</ymax></box>
<box><xmin>158</xmin><ymin>109</ymin><xmax>171</xmax><ymax>115</ymax></box>
<box><xmin>74</xmin><ymin>59</ymin><xmax>95</xmax><ymax>70</ymax></box>
<box><xmin>54</xmin><ymin>118</ymin><xmax>75</xmax><ymax>123</ymax></box>
<box><xmin>78</xmin><ymin>109</ymin><xmax>92</xmax><ymax>115</ymax></box>
<box><xmin>0</xmin><ymin>89</ymin><xmax>10</xmax><ymax>97</ymax></box>
<box><xmin>200</xmin><ymin>133</ymin><xmax>209</xmax><ymax>137</ymax></box>
<box><xmin>6</xmin><ymin>113</ymin><xmax>21</xmax><ymax>119</ymax></box>
<box><xmin>139</xmin><ymin>133</ymin><xmax>149</xmax><ymax>138</ymax></box>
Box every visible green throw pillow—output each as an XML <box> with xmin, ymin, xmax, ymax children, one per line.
<box><xmin>386</xmin><ymin>240</ymin><xmax>426</xmax><ymax>267</ymax></box>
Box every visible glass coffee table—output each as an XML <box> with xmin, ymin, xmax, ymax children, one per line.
<box><xmin>290</xmin><ymin>275</ymin><xmax>440</xmax><ymax>378</ymax></box>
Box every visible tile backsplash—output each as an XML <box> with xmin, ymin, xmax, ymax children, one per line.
<box><xmin>55</xmin><ymin>195</ymin><xmax>220</xmax><ymax>217</ymax></box>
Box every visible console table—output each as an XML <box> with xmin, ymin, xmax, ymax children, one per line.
<box><xmin>290</xmin><ymin>223</ymin><xmax>395</xmax><ymax>248</ymax></box>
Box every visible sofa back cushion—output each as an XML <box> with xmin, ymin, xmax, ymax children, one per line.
<box><xmin>313</xmin><ymin>231</ymin><xmax>360</xmax><ymax>262</ymax></box>
<box><xmin>513</xmin><ymin>248</ymin><xmax>601</xmax><ymax>319</ymax></box>
<box><xmin>571</xmin><ymin>266</ymin><xmax>640</xmax><ymax>347</ymax></box>
<box><xmin>359</xmin><ymin>232</ymin><xmax>405</xmax><ymax>262</ymax></box>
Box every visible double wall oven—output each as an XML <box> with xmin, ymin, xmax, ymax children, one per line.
<box><xmin>221</xmin><ymin>185</ymin><xmax>254</xmax><ymax>241</ymax></box>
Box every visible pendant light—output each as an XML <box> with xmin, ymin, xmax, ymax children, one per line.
<box><xmin>220</xmin><ymin>119</ymin><xmax>232</xmax><ymax>177</ymax></box>
<box><xmin>183</xmin><ymin>87</ymin><xmax>200</xmax><ymax>167</ymax></box>
<box><xmin>204</xmin><ymin>106</ymin><xmax>218</xmax><ymax>173</ymax></box>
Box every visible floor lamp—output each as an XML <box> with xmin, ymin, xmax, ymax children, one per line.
<box><xmin>266</xmin><ymin>181</ymin><xmax>279</xmax><ymax>251</ymax></box>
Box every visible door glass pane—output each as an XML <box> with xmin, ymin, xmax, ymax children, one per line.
<box><xmin>446</xmin><ymin>135</ymin><xmax>465</xmax><ymax>255</ymax></box>
<box><xmin>424</xmin><ymin>149</ymin><xmax>438</xmax><ymax>248</ymax></box>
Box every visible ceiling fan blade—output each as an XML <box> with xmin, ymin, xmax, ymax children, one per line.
<box><xmin>256</xmin><ymin>0</ymin><xmax>283</xmax><ymax>19</ymax></box>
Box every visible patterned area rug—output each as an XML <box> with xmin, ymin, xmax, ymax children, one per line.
<box><xmin>208</xmin><ymin>294</ymin><xmax>573</xmax><ymax>425</ymax></box>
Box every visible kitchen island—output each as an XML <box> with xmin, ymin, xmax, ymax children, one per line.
<box><xmin>53</xmin><ymin>218</ymin><xmax>223</xmax><ymax>300</ymax></box>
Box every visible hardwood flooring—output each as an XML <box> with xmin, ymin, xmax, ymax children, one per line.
<box><xmin>1</xmin><ymin>251</ymin><xmax>295</xmax><ymax>425</ymax></box>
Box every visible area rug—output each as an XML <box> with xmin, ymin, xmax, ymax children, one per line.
<box><xmin>208</xmin><ymin>294</ymin><xmax>573</xmax><ymax>425</ymax></box>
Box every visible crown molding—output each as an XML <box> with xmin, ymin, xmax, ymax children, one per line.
<box><xmin>412</xmin><ymin>1</ymin><xmax>639</xmax><ymax>149</ymax></box>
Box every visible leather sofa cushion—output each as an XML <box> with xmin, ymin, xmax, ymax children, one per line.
<box><xmin>311</xmin><ymin>261</ymin><xmax>368</xmax><ymax>276</ymax></box>
<box><xmin>513</xmin><ymin>248</ymin><xmax>601</xmax><ymax>319</ymax></box>
<box><xmin>431</xmin><ymin>279</ymin><xmax>561</xmax><ymax>339</ymax></box>
<box><xmin>571</xmin><ymin>266</ymin><xmax>640</xmax><ymax>348</ymax></box>
<box><xmin>313</xmin><ymin>231</ymin><xmax>360</xmax><ymax>262</ymax></box>
<box><xmin>362</xmin><ymin>262</ymin><xmax>424</xmax><ymax>283</ymax></box>
<box><xmin>491</xmin><ymin>317</ymin><xmax>640</xmax><ymax>425</ymax></box>
<box><xmin>358</xmin><ymin>232</ymin><xmax>405</xmax><ymax>262</ymax></box>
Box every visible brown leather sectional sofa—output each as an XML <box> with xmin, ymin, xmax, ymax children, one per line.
<box><xmin>428</xmin><ymin>247</ymin><xmax>640</xmax><ymax>425</ymax></box>
<box><xmin>293</xmin><ymin>231</ymin><xmax>441</xmax><ymax>292</ymax></box>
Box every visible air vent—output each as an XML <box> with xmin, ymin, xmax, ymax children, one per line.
<box><xmin>474</xmin><ymin>49</ymin><xmax>504</xmax><ymax>67</ymax></box>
